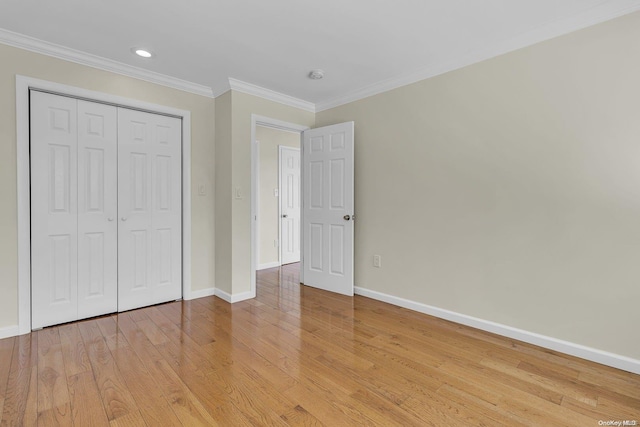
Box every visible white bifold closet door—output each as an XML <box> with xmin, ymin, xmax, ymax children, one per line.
<box><xmin>117</xmin><ymin>108</ymin><xmax>182</xmax><ymax>311</ymax></box>
<box><xmin>30</xmin><ymin>91</ymin><xmax>182</xmax><ymax>329</ymax></box>
<box><xmin>31</xmin><ymin>91</ymin><xmax>118</xmax><ymax>328</ymax></box>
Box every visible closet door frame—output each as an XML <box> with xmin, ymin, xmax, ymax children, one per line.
<box><xmin>15</xmin><ymin>75</ymin><xmax>193</xmax><ymax>334</ymax></box>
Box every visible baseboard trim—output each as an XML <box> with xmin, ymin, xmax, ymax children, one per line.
<box><xmin>258</xmin><ymin>262</ymin><xmax>281</xmax><ymax>270</ymax></box>
<box><xmin>214</xmin><ymin>288</ymin><xmax>255</xmax><ymax>304</ymax></box>
<box><xmin>186</xmin><ymin>287</ymin><xmax>216</xmax><ymax>300</ymax></box>
<box><xmin>0</xmin><ymin>325</ymin><xmax>20</xmax><ymax>340</ymax></box>
<box><xmin>354</xmin><ymin>287</ymin><xmax>640</xmax><ymax>375</ymax></box>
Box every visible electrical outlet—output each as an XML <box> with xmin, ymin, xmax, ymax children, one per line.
<box><xmin>274</xmin><ymin>240</ymin><xmax>279</xmax><ymax>247</ymax></box>
<box><xmin>373</xmin><ymin>255</ymin><xmax>381</xmax><ymax>268</ymax></box>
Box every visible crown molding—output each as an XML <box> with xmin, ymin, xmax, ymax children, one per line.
<box><xmin>3</xmin><ymin>0</ymin><xmax>638</xmax><ymax>112</ymax></box>
<box><xmin>316</xmin><ymin>0</ymin><xmax>640</xmax><ymax>112</ymax></box>
<box><xmin>0</xmin><ymin>28</ymin><xmax>214</xmax><ymax>98</ymax></box>
<box><xmin>228</xmin><ymin>78</ymin><xmax>316</xmax><ymax>113</ymax></box>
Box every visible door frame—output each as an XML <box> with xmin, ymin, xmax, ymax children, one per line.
<box><xmin>16</xmin><ymin>75</ymin><xmax>193</xmax><ymax>334</ymax></box>
<box><xmin>278</xmin><ymin>145</ymin><xmax>301</xmax><ymax>266</ymax></box>
<box><xmin>250</xmin><ymin>115</ymin><xmax>309</xmax><ymax>296</ymax></box>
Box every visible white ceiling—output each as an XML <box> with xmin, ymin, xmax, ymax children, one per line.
<box><xmin>1</xmin><ymin>0</ymin><xmax>639</xmax><ymax>110</ymax></box>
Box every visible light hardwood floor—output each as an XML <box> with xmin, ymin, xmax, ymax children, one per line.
<box><xmin>1</xmin><ymin>263</ymin><xmax>638</xmax><ymax>425</ymax></box>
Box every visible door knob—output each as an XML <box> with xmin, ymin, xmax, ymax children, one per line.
<box><xmin>343</xmin><ymin>215</ymin><xmax>351</xmax><ymax>221</ymax></box>
<box><xmin>121</xmin><ymin>217</ymin><xmax>127</xmax><ymax>221</ymax></box>
<box><xmin>107</xmin><ymin>217</ymin><xmax>114</xmax><ymax>222</ymax></box>
<box><xmin>282</xmin><ymin>214</ymin><xmax>288</xmax><ymax>218</ymax></box>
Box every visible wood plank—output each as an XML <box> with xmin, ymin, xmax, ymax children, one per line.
<box><xmin>115</xmin><ymin>313</ymin><xmax>220</xmax><ymax>426</ymax></box>
<box><xmin>108</xmin><ymin>410</ymin><xmax>147</xmax><ymax>427</ymax></box>
<box><xmin>280</xmin><ymin>404</ymin><xmax>325</xmax><ymax>426</ymax></box>
<box><xmin>95</xmin><ymin>316</ymin><xmax>184</xmax><ymax>427</ymax></box>
<box><xmin>77</xmin><ymin>319</ymin><xmax>139</xmax><ymax>422</ymax></box>
<box><xmin>58</xmin><ymin>323</ymin><xmax>91</xmax><ymax>377</ymax></box>
<box><xmin>0</xmin><ymin>337</ymin><xmax>15</xmax><ymax>417</ymax></box>
<box><xmin>67</xmin><ymin>372</ymin><xmax>110</xmax><ymax>427</ymax></box>
<box><xmin>1</xmin><ymin>333</ymin><xmax>37</xmax><ymax>426</ymax></box>
<box><xmin>37</xmin><ymin>328</ymin><xmax>71</xmax><ymax>417</ymax></box>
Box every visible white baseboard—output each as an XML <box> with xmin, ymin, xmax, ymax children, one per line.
<box><xmin>258</xmin><ymin>261</ymin><xmax>281</xmax><ymax>270</ymax></box>
<box><xmin>214</xmin><ymin>288</ymin><xmax>255</xmax><ymax>304</ymax></box>
<box><xmin>186</xmin><ymin>287</ymin><xmax>216</xmax><ymax>300</ymax></box>
<box><xmin>354</xmin><ymin>287</ymin><xmax>640</xmax><ymax>375</ymax></box>
<box><xmin>0</xmin><ymin>325</ymin><xmax>20</xmax><ymax>340</ymax></box>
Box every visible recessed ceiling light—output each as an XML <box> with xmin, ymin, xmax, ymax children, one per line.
<box><xmin>131</xmin><ymin>47</ymin><xmax>154</xmax><ymax>58</ymax></box>
<box><xmin>308</xmin><ymin>69</ymin><xmax>324</xmax><ymax>80</ymax></box>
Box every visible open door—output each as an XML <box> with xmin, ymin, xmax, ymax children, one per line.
<box><xmin>301</xmin><ymin>122</ymin><xmax>354</xmax><ymax>296</ymax></box>
<box><xmin>280</xmin><ymin>146</ymin><xmax>301</xmax><ymax>265</ymax></box>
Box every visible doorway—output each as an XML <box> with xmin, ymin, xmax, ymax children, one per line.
<box><xmin>250</xmin><ymin>116</ymin><xmax>309</xmax><ymax>298</ymax></box>
<box><xmin>256</xmin><ymin>125</ymin><xmax>301</xmax><ymax>272</ymax></box>
<box><xmin>250</xmin><ymin>116</ymin><xmax>355</xmax><ymax>299</ymax></box>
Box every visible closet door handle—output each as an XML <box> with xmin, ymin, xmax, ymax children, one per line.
<box><xmin>121</xmin><ymin>217</ymin><xmax>127</xmax><ymax>222</ymax></box>
<box><xmin>107</xmin><ymin>217</ymin><xmax>114</xmax><ymax>222</ymax></box>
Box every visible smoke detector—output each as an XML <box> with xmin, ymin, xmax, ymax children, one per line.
<box><xmin>308</xmin><ymin>69</ymin><xmax>325</xmax><ymax>80</ymax></box>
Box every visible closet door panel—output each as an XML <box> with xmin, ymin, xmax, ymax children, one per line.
<box><xmin>77</xmin><ymin>100</ymin><xmax>118</xmax><ymax>319</ymax></box>
<box><xmin>31</xmin><ymin>91</ymin><xmax>79</xmax><ymax>329</ymax></box>
<box><xmin>152</xmin><ymin>114</ymin><xmax>183</xmax><ymax>302</ymax></box>
<box><xmin>118</xmin><ymin>108</ymin><xmax>154</xmax><ymax>311</ymax></box>
<box><xmin>118</xmin><ymin>108</ymin><xmax>182</xmax><ymax>311</ymax></box>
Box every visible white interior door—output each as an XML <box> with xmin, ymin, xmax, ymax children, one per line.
<box><xmin>117</xmin><ymin>108</ymin><xmax>182</xmax><ymax>311</ymax></box>
<box><xmin>77</xmin><ymin>100</ymin><xmax>118</xmax><ymax>319</ymax></box>
<box><xmin>280</xmin><ymin>146</ymin><xmax>301</xmax><ymax>264</ymax></box>
<box><xmin>31</xmin><ymin>93</ymin><xmax>119</xmax><ymax>328</ymax></box>
<box><xmin>302</xmin><ymin>122</ymin><xmax>354</xmax><ymax>296</ymax></box>
<box><xmin>31</xmin><ymin>91</ymin><xmax>79</xmax><ymax>328</ymax></box>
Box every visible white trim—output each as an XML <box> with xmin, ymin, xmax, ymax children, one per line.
<box><xmin>186</xmin><ymin>287</ymin><xmax>216</xmax><ymax>300</ymax></box>
<box><xmin>254</xmin><ymin>139</ymin><xmax>262</xmax><ymax>273</ymax></box>
<box><xmin>16</xmin><ymin>75</ymin><xmax>193</xmax><ymax>335</ymax></box>
<box><xmin>299</xmin><ymin>131</ymin><xmax>305</xmax><ymax>285</ymax></box>
<box><xmin>354</xmin><ymin>287</ymin><xmax>640</xmax><ymax>375</ymax></box>
<box><xmin>0</xmin><ymin>29</ymin><xmax>213</xmax><ymax>98</ymax></box>
<box><xmin>258</xmin><ymin>262</ymin><xmax>281</xmax><ymax>271</ymax></box>
<box><xmin>214</xmin><ymin>288</ymin><xmax>254</xmax><ymax>304</ymax></box>
<box><xmin>250</xmin><ymin>128</ymin><xmax>259</xmax><ymax>301</ymax></box>
<box><xmin>251</xmin><ymin>115</ymin><xmax>309</xmax><ymax>301</ymax></box>
<box><xmin>253</xmin><ymin>115</ymin><xmax>310</xmax><ymax>134</ymax></box>
<box><xmin>181</xmin><ymin>110</ymin><xmax>193</xmax><ymax>302</ymax></box>
<box><xmin>16</xmin><ymin>77</ymin><xmax>31</xmax><ymax>335</ymax></box>
<box><xmin>315</xmin><ymin>1</ymin><xmax>640</xmax><ymax>112</ymax></box>
<box><xmin>278</xmin><ymin>145</ymin><xmax>283</xmax><ymax>267</ymax></box>
<box><xmin>229</xmin><ymin>78</ymin><xmax>315</xmax><ymax>113</ymax></box>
